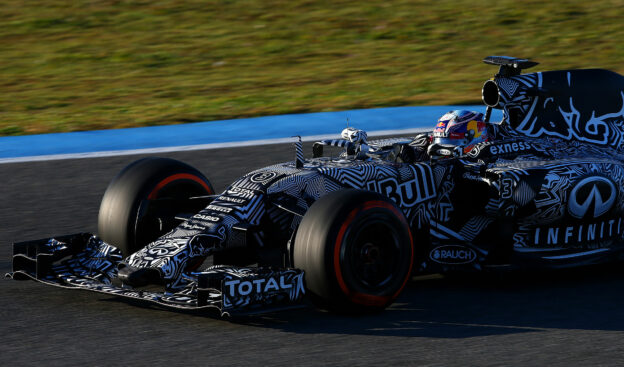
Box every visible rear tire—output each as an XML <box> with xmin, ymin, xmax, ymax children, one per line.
<box><xmin>293</xmin><ymin>189</ymin><xmax>414</xmax><ymax>312</ymax></box>
<box><xmin>97</xmin><ymin>157</ymin><xmax>214</xmax><ymax>257</ymax></box>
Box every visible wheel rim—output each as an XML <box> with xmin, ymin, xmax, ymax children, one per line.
<box><xmin>343</xmin><ymin>218</ymin><xmax>402</xmax><ymax>292</ymax></box>
<box><xmin>331</xmin><ymin>200</ymin><xmax>413</xmax><ymax>307</ymax></box>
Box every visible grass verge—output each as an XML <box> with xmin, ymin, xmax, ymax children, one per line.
<box><xmin>2</xmin><ymin>0</ymin><xmax>623</xmax><ymax>135</ymax></box>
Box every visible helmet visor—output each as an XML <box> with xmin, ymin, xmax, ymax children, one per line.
<box><xmin>432</xmin><ymin>137</ymin><xmax>465</xmax><ymax>146</ymax></box>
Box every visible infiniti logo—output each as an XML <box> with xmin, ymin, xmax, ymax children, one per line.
<box><xmin>250</xmin><ymin>171</ymin><xmax>278</xmax><ymax>183</ymax></box>
<box><xmin>148</xmin><ymin>247</ymin><xmax>170</xmax><ymax>256</ymax></box>
<box><xmin>568</xmin><ymin>176</ymin><xmax>616</xmax><ymax>219</ymax></box>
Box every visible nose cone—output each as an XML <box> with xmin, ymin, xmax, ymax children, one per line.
<box><xmin>118</xmin><ymin>263</ymin><xmax>163</xmax><ymax>287</ymax></box>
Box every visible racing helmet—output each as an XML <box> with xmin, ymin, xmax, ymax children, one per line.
<box><xmin>432</xmin><ymin>110</ymin><xmax>488</xmax><ymax>154</ymax></box>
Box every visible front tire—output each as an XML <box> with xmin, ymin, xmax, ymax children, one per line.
<box><xmin>97</xmin><ymin>157</ymin><xmax>214</xmax><ymax>257</ymax></box>
<box><xmin>293</xmin><ymin>189</ymin><xmax>414</xmax><ymax>312</ymax></box>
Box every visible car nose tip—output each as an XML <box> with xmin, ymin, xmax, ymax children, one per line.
<box><xmin>117</xmin><ymin>263</ymin><xmax>163</xmax><ymax>287</ymax></box>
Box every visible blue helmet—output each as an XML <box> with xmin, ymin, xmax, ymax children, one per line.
<box><xmin>432</xmin><ymin>110</ymin><xmax>488</xmax><ymax>153</ymax></box>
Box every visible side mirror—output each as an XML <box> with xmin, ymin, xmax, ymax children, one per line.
<box><xmin>427</xmin><ymin>143</ymin><xmax>463</xmax><ymax>160</ymax></box>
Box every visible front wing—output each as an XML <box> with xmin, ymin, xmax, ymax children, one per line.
<box><xmin>8</xmin><ymin>233</ymin><xmax>306</xmax><ymax>316</ymax></box>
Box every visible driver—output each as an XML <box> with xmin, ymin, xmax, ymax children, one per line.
<box><xmin>431</xmin><ymin>110</ymin><xmax>489</xmax><ymax>155</ymax></box>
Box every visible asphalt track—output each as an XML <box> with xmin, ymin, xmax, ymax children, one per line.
<box><xmin>2</xmin><ymin>141</ymin><xmax>624</xmax><ymax>366</ymax></box>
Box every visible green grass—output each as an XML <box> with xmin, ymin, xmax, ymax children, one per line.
<box><xmin>2</xmin><ymin>0</ymin><xmax>624</xmax><ymax>135</ymax></box>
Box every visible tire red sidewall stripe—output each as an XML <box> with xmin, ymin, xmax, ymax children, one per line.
<box><xmin>333</xmin><ymin>200</ymin><xmax>414</xmax><ymax>307</ymax></box>
<box><xmin>147</xmin><ymin>173</ymin><xmax>213</xmax><ymax>199</ymax></box>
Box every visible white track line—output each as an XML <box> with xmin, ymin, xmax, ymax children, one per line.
<box><xmin>0</xmin><ymin>128</ymin><xmax>430</xmax><ymax>164</ymax></box>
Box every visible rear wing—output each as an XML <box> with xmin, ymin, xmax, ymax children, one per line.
<box><xmin>483</xmin><ymin>55</ymin><xmax>539</xmax><ymax>77</ymax></box>
<box><xmin>480</xmin><ymin>56</ymin><xmax>624</xmax><ymax>152</ymax></box>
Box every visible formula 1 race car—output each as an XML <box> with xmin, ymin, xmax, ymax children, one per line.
<box><xmin>9</xmin><ymin>56</ymin><xmax>624</xmax><ymax>316</ymax></box>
